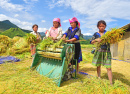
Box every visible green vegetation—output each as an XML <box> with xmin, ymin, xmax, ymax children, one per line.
<box><xmin>1</xmin><ymin>28</ymin><xmax>26</xmax><ymax>38</ymax></box>
<box><xmin>80</xmin><ymin>36</ymin><xmax>91</xmax><ymax>44</ymax></box>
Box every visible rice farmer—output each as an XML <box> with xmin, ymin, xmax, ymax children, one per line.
<box><xmin>30</xmin><ymin>24</ymin><xmax>42</xmax><ymax>56</ymax></box>
<box><xmin>90</xmin><ymin>20</ymin><xmax>113</xmax><ymax>85</ymax></box>
<box><xmin>62</xmin><ymin>17</ymin><xmax>82</xmax><ymax>73</ymax></box>
<box><xmin>45</xmin><ymin>18</ymin><xmax>62</xmax><ymax>40</ymax></box>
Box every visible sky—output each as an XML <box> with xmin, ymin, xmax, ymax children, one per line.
<box><xmin>0</xmin><ymin>0</ymin><xmax>130</xmax><ymax>35</ymax></box>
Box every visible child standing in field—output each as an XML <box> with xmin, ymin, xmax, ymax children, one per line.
<box><xmin>30</xmin><ymin>24</ymin><xmax>42</xmax><ymax>56</ymax></box>
<box><xmin>45</xmin><ymin>18</ymin><xmax>62</xmax><ymax>40</ymax></box>
<box><xmin>62</xmin><ymin>17</ymin><xmax>82</xmax><ymax>73</ymax></box>
<box><xmin>90</xmin><ymin>20</ymin><xmax>112</xmax><ymax>85</ymax></box>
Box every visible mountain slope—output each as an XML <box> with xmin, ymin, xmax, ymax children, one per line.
<box><xmin>2</xmin><ymin>20</ymin><xmax>18</xmax><ymax>28</ymax></box>
<box><xmin>83</xmin><ymin>35</ymin><xmax>92</xmax><ymax>40</ymax></box>
<box><xmin>1</xmin><ymin>28</ymin><xmax>26</xmax><ymax>38</ymax></box>
<box><xmin>0</xmin><ymin>20</ymin><xmax>18</xmax><ymax>32</ymax></box>
<box><xmin>0</xmin><ymin>20</ymin><xmax>32</xmax><ymax>33</ymax></box>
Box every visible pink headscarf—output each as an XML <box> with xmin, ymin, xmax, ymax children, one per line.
<box><xmin>53</xmin><ymin>18</ymin><xmax>61</xmax><ymax>26</ymax></box>
<box><xmin>69</xmin><ymin>17</ymin><xmax>80</xmax><ymax>28</ymax></box>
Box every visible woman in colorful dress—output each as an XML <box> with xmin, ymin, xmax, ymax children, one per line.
<box><xmin>62</xmin><ymin>17</ymin><xmax>82</xmax><ymax>73</ymax></box>
<box><xmin>45</xmin><ymin>18</ymin><xmax>62</xmax><ymax>40</ymax></box>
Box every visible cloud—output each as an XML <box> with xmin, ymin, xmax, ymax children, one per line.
<box><xmin>14</xmin><ymin>14</ymin><xmax>19</xmax><ymax>17</ymax></box>
<box><xmin>38</xmin><ymin>28</ymin><xmax>47</xmax><ymax>32</ymax></box>
<box><xmin>23</xmin><ymin>0</ymin><xmax>28</xmax><ymax>3</ymax></box>
<box><xmin>41</xmin><ymin>20</ymin><xmax>46</xmax><ymax>23</ymax></box>
<box><xmin>0</xmin><ymin>0</ymin><xmax>24</xmax><ymax>11</ymax></box>
<box><xmin>63</xmin><ymin>20</ymin><xmax>68</xmax><ymax>23</ymax></box>
<box><xmin>84</xmin><ymin>33</ymin><xmax>92</xmax><ymax>36</ymax></box>
<box><xmin>49</xmin><ymin>0</ymin><xmax>130</xmax><ymax>34</ymax></box>
<box><xmin>23</xmin><ymin>0</ymin><xmax>38</xmax><ymax>4</ymax></box>
<box><xmin>32</xmin><ymin>0</ymin><xmax>38</xmax><ymax>1</ymax></box>
<box><xmin>0</xmin><ymin>14</ymin><xmax>33</xmax><ymax>30</ymax></box>
<box><xmin>50</xmin><ymin>0</ymin><xmax>130</xmax><ymax>20</ymax></box>
<box><xmin>57</xmin><ymin>10</ymin><xmax>63</xmax><ymax>13</ymax></box>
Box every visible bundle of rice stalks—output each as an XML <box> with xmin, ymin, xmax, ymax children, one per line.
<box><xmin>7</xmin><ymin>47</ymin><xmax>30</xmax><ymax>55</ymax></box>
<box><xmin>97</xmin><ymin>28</ymin><xmax>125</xmax><ymax>47</ymax></box>
<box><xmin>15</xmin><ymin>48</ymin><xmax>30</xmax><ymax>54</ymax></box>
<box><xmin>52</xmin><ymin>39</ymin><xmax>64</xmax><ymax>50</ymax></box>
<box><xmin>26</xmin><ymin>34</ymin><xmax>37</xmax><ymax>44</ymax></box>
<box><xmin>38</xmin><ymin>37</ymin><xmax>54</xmax><ymax>50</ymax></box>
<box><xmin>12</xmin><ymin>38</ymin><xmax>29</xmax><ymax>50</ymax></box>
<box><xmin>7</xmin><ymin>38</ymin><xmax>30</xmax><ymax>55</ymax></box>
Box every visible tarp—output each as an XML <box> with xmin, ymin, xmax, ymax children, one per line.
<box><xmin>0</xmin><ymin>56</ymin><xmax>20</xmax><ymax>64</ymax></box>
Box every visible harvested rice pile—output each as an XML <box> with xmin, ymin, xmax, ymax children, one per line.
<box><xmin>7</xmin><ymin>38</ymin><xmax>30</xmax><ymax>55</ymax></box>
<box><xmin>0</xmin><ymin>34</ymin><xmax>40</xmax><ymax>55</ymax></box>
<box><xmin>12</xmin><ymin>36</ymin><xmax>21</xmax><ymax>43</ymax></box>
<box><xmin>13</xmin><ymin>38</ymin><xmax>28</xmax><ymax>50</ymax></box>
<box><xmin>0</xmin><ymin>35</ymin><xmax>12</xmax><ymax>46</ymax></box>
<box><xmin>0</xmin><ymin>35</ymin><xmax>13</xmax><ymax>53</ymax></box>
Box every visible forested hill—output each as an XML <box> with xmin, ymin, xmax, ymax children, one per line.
<box><xmin>0</xmin><ymin>20</ymin><xmax>32</xmax><ymax>33</ymax></box>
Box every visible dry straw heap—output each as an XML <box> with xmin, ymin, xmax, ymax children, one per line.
<box><xmin>0</xmin><ymin>35</ymin><xmax>13</xmax><ymax>53</ymax></box>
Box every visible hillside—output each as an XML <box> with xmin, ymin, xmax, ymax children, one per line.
<box><xmin>1</xmin><ymin>28</ymin><xmax>26</xmax><ymax>38</ymax></box>
<box><xmin>0</xmin><ymin>20</ymin><xmax>32</xmax><ymax>33</ymax></box>
<box><xmin>83</xmin><ymin>35</ymin><xmax>92</xmax><ymax>40</ymax></box>
<box><xmin>80</xmin><ymin>36</ymin><xmax>91</xmax><ymax>44</ymax></box>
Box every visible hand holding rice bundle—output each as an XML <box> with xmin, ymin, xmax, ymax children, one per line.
<box><xmin>52</xmin><ymin>39</ymin><xmax>64</xmax><ymax>50</ymax></box>
<box><xmin>26</xmin><ymin>34</ymin><xmax>37</xmax><ymax>44</ymax></box>
<box><xmin>37</xmin><ymin>38</ymin><xmax>65</xmax><ymax>50</ymax></box>
<box><xmin>37</xmin><ymin>37</ymin><xmax>54</xmax><ymax>50</ymax></box>
<box><xmin>97</xmin><ymin>28</ymin><xmax>125</xmax><ymax>47</ymax></box>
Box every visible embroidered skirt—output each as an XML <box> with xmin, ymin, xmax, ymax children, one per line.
<box><xmin>92</xmin><ymin>48</ymin><xmax>111</xmax><ymax>68</ymax></box>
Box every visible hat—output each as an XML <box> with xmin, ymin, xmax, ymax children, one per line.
<box><xmin>53</xmin><ymin>18</ymin><xmax>61</xmax><ymax>26</ymax></box>
<box><xmin>69</xmin><ymin>17</ymin><xmax>80</xmax><ymax>28</ymax></box>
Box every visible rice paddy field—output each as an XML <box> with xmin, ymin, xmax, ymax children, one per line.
<box><xmin>0</xmin><ymin>44</ymin><xmax>130</xmax><ymax>94</ymax></box>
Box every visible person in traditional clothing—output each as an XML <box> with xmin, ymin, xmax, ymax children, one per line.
<box><xmin>90</xmin><ymin>20</ymin><xmax>112</xmax><ymax>85</ymax></box>
<box><xmin>30</xmin><ymin>24</ymin><xmax>42</xmax><ymax>56</ymax></box>
<box><xmin>45</xmin><ymin>18</ymin><xmax>62</xmax><ymax>40</ymax></box>
<box><xmin>62</xmin><ymin>17</ymin><xmax>82</xmax><ymax>73</ymax></box>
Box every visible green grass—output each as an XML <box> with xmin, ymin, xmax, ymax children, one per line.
<box><xmin>0</xmin><ymin>44</ymin><xmax>129</xmax><ymax>94</ymax></box>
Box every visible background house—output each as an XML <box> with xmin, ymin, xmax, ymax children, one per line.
<box><xmin>110</xmin><ymin>23</ymin><xmax>130</xmax><ymax>62</ymax></box>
